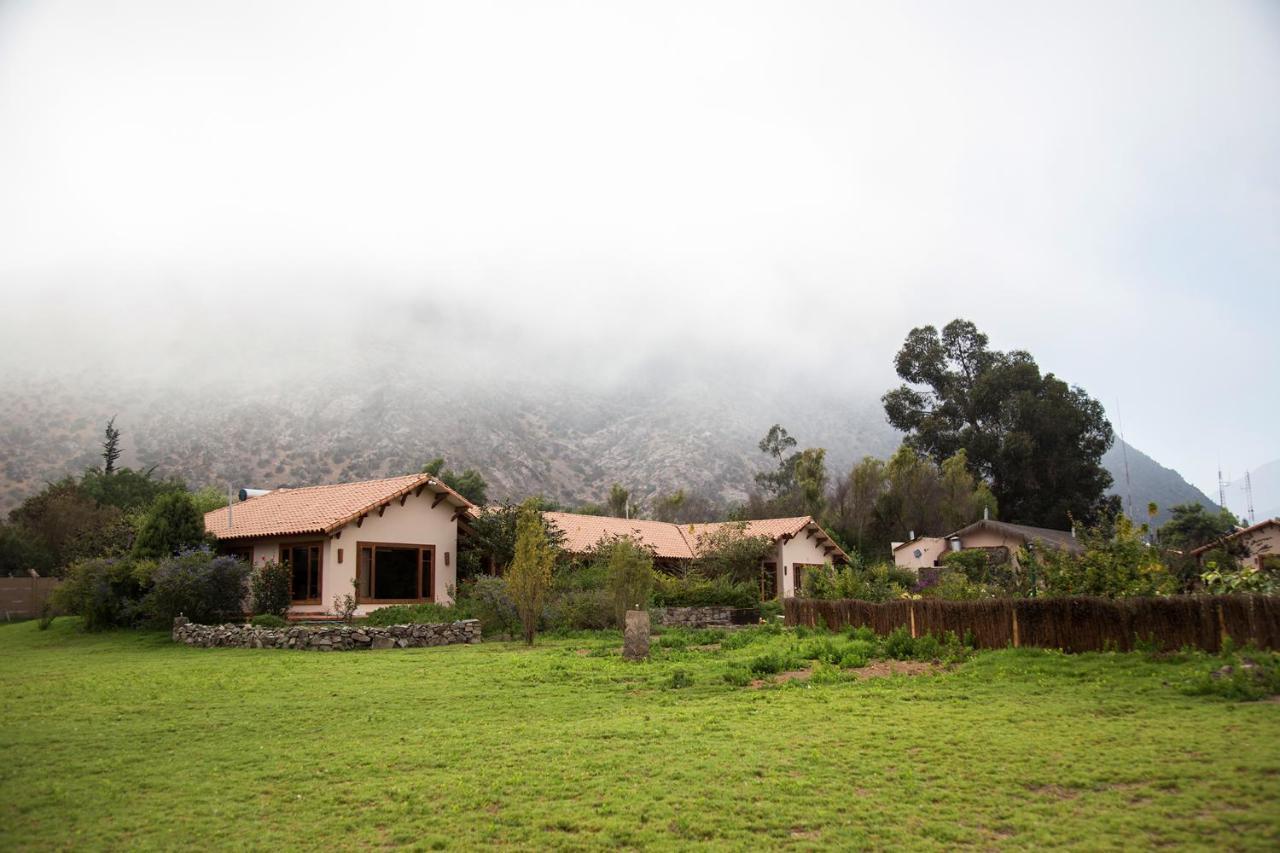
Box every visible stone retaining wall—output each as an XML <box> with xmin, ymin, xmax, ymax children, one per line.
<box><xmin>172</xmin><ymin>617</ymin><xmax>481</xmax><ymax>650</ymax></box>
<box><xmin>653</xmin><ymin>606</ymin><xmax>756</xmax><ymax>629</ymax></box>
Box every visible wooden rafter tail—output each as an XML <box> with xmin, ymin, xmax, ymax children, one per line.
<box><xmin>377</xmin><ymin>504</ymin><xmax>387</xmax><ymax>517</ymax></box>
<box><xmin>451</xmin><ymin>508</ymin><xmax>469</xmax><ymax>522</ymax></box>
<box><xmin>356</xmin><ymin>514</ymin><xmax>366</xmax><ymax>528</ymax></box>
<box><xmin>399</xmin><ymin>495</ymin><xmax>407</xmax><ymax>507</ymax></box>
<box><xmin>432</xmin><ymin>492</ymin><xmax>448</xmax><ymax>509</ymax></box>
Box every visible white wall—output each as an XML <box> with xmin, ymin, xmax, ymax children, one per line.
<box><xmin>777</xmin><ymin>534</ymin><xmax>836</xmax><ymax>598</ymax></box>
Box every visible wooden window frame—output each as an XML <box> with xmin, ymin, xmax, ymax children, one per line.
<box><xmin>279</xmin><ymin>541</ymin><xmax>324</xmax><ymax>605</ymax></box>
<box><xmin>355</xmin><ymin>541</ymin><xmax>435</xmax><ymax>604</ymax></box>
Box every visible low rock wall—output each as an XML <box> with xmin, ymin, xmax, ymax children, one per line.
<box><xmin>653</xmin><ymin>606</ymin><xmax>756</xmax><ymax>629</ymax></box>
<box><xmin>172</xmin><ymin>617</ymin><xmax>481</xmax><ymax>650</ymax></box>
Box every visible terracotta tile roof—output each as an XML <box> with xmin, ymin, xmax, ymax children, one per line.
<box><xmin>205</xmin><ymin>474</ymin><xmax>474</xmax><ymax>541</ymax></box>
<box><xmin>543</xmin><ymin>513</ymin><xmax>697</xmax><ymax>560</ymax></box>
<box><xmin>543</xmin><ymin>513</ymin><xmax>849</xmax><ymax>562</ymax></box>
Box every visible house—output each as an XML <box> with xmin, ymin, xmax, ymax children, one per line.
<box><xmin>204</xmin><ymin>473</ymin><xmax>475</xmax><ymax>617</ymax></box>
<box><xmin>1189</xmin><ymin>518</ymin><xmax>1279</xmax><ymax>571</ymax></box>
<box><xmin>543</xmin><ymin>512</ymin><xmax>848</xmax><ymax>599</ymax></box>
<box><xmin>893</xmin><ymin>519</ymin><xmax>1082</xmax><ymax>572</ymax></box>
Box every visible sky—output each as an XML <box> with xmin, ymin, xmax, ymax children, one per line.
<box><xmin>0</xmin><ymin>0</ymin><xmax>1277</xmax><ymax>497</ymax></box>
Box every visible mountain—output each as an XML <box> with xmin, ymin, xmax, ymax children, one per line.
<box><xmin>0</xmin><ymin>372</ymin><xmax>1211</xmax><ymax>528</ymax></box>
<box><xmin>1102</xmin><ymin>440</ymin><xmax>1220</xmax><ymax>526</ymax></box>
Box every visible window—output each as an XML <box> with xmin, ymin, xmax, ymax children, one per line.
<box><xmin>218</xmin><ymin>544</ymin><xmax>254</xmax><ymax>564</ymax></box>
<box><xmin>280</xmin><ymin>542</ymin><xmax>323</xmax><ymax>603</ymax></box>
<box><xmin>356</xmin><ymin>543</ymin><xmax>434</xmax><ymax>602</ymax></box>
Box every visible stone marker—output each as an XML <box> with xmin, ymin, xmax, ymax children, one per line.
<box><xmin>623</xmin><ymin>610</ymin><xmax>650</xmax><ymax>661</ymax></box>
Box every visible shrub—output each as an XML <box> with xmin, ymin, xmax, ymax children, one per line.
<box><xmin>145</xmin><ymin>550</ymin><xmax>250</xmax><ymax>625</ymax></box>
<box><xmin>722</xmin><ymin>665</ymin><xmax>753</xmax><ymax>687</ymax></box>
<box><xmin>798</xmin><ymin>636</ymin><xmax>842</xmax><ymax>664</ymax></box>
<box><xmin>250</xmin><ymin>614</ymin><xmax>287</xmax><ymax>628</ymax></box>
<box><xmin>544</xmin><ymin>588</ymin><xmax>613</xmax><ymax>632</ymax></box>
<box><xmin>250</xmin><ymin>559</ymin><xmax>291</xmax><ymax>618</ymax></box>
<box><xmin>884</xmin><ymin>626</ymin><xmax>915</xmax><ymax>660</ymax></box>
<box><xmin>602</xmin><ymin>536</ymin><xmax>655</xmax><ymax>624</ymax></box>
<box><xmin>460</xmin><ymin>575</ymin><xmax>519</xmax><ymax>638</ymax></box>
<box><xmin>652</xmin><ymin>574</ymin><xmax>758</xmax><ymax>608</ymax></box>
<box><xmin>912</xmin><ymin>633</ymin><xmax>941</xmax><ymax>661</ymax></box>
<box><xmin>360</xmin><ymin>601</ymin><xmax>471</xmax><ymax>626</ymax></box>
<box><xmin>845</xmin><ymin>625</ymin><xmax>877</xmax><ymax>643</ymax></box>
<box><xmin>838</xmin><ymin>646</ymin><xmax>870</xmax><ymax>669</ymax></box>
<box><xmin>809</xmin><ymin>662</ymin><xmax>846</xmax><ymax>685</ymax></box>
<box><xmin>748</xmin><ymin>651</ymin><xmax>798</xmax><ymax>676</ymax></box>
<box><xmin>132</xmin><ymin>492</ymin><xmax>207</xmax><ymax>559</ymax></box>
<box><xmin>53</xmin><ymin>557</ymin><xmax>153</xmax><ymax>631</ymax></box>
<box><xmin>667</xmin><ymin>668</ymin><xmax>694</xmax><ymax>689</ymax></box>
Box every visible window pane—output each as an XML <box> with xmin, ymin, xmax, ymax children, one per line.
<box><xmin>373</xmin><ymin>547</ymin><xmax>418</xmax><ymax>599</ymax></box>
<box><xmin>289</xmin><ymin>547</ymin><xmax>310</xmax><ymax>601</ymax></box>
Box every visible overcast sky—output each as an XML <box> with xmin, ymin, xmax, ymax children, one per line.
<box><xmin>0</xmin><ymin>0</ymin><xmax>1277</xmax><ymax>496</ymax></box>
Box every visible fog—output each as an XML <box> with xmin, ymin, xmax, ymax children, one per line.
<box><xmin>1</xmin><ymin>1</ymin><xmax>1277</xmax><ymax>495</ymax></box>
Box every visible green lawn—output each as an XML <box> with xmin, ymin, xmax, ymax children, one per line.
<box><xmin>2</xmin><ymin>619</ymin><xmax>1278</xmax><ymax>850</ymax></box>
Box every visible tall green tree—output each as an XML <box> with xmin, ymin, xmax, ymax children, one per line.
<box><xmin>132</xmin><ymin>492</ymin><xmax>206</xmax><ymax>559</ymax></box>
<box><xmin>1157</xmin><ymin>503</ymin><xmax>1239</xmax><ymax>551</ymax></box>
<box><xmin>882</xmin><ymin>319</ymin><xmax>1114</xmax><ymax>527</ymax></box>
<box><xmin>421</xmin><ymin>458</ymin><xmax>488</xmax><ymax>505</ymax></box>
<box><xmin>606</xmin><ymin>483</ymin><xmax>631</xmax><ymax>518</ymax></box>
<box><xmin>603</xmin><ymin>536</ymin><xmax>655</xmax><ymax>624</ymax></box>
<box><xmin>505</xmin><ymin>500</ymin><xmax>558</xmax><ymax>645</ymax></box>
<box><xmin>101</xmin><ymin>417</ymin><xmax>122</xmax><ymax>475</ymax></box>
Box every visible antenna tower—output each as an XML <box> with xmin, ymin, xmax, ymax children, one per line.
<box><xmin>1245</xmin><ymin>471</ymin><xmax>1255</xmax><ymax>525</ymax></box>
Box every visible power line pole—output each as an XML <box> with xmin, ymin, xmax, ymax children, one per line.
<box><xmin>1245</xmin><ymin>471</ymin><xmax>1255</xmax><ymax>525</ymax></box>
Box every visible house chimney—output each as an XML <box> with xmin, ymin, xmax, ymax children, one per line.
<box><xmin>983</xmin><ymin>506</ymin><xmax>989</xmax><ymax>521</ymax></box>
<box><xmin>908</xmin><ymin>530</ymin><xmax>915</xmax><ymax>541</ymax></box>
<box><xmin>949</xmin><ymin>536</ymin><xmax>962</xmax><ymax>552</ymax></box>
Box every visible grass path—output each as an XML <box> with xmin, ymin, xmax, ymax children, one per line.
<box><xmin>2</xmin><ymin>619</ymin><xmax>1278</xmax><ymax>850</ymax></box>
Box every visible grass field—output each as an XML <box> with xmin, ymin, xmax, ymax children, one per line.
<box><xmin>2</xmin><ymin>619</ymin><xmax>1279</xmax><ymax>850</ymax></box>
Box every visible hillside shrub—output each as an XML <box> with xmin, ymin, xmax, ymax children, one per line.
<box><xmin>53</xmin><ymin>557</ymin><xmax>153</xmax><ymax>631</ymax></box>
<box><xmin>250</xmin><ymin>559</ymin><xmax>291</xmax><ymax>618</ymax></box>
<box><xmin>145</xmin><ymin>550</ymin><xmax>250</xmax><ymax>626</ymax></box>
<box><xmin>250</xmin><ymin>614</ymin><xmax>287</xmax><ymax>628</ymax></box>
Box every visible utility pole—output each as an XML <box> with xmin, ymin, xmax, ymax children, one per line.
<box><xmin>1245</xmin><ymin>471</ymin><xmax>1255</xmax><ymax>525</ymax></box>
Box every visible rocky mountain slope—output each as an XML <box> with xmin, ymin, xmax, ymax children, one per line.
<box><xmin>0</xmin><ymin>374</ymin><xmax>1218</xmax><ymax>527</ymax></box>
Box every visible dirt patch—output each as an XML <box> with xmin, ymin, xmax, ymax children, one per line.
<box><xmin>1028</xmin><ymin>784</ymin><xmax>1080</xmax><ymax>800</ymax></box>
<box><xmin>749</xmin><ymin>669</ymin><xmax>813</xmax><ymax>689</ymax></box>
<box><xmin>848</xmin><ymin>660</ymin><xmax>941</xmax><ymax>680</ymax></box>
<box><xmin>789</xmin><ymin>827</ymin><xmax>821</xmax><ymax>840</ymax></box>
<box><xmin>691</xmin><ymin>643</ymin><xmax>722</xmax><ymax>652</ymax></box>
<box><xmin>573</xmin><ymin>649</ymin><xmax>591</xmax><ymax>656</ymax></box>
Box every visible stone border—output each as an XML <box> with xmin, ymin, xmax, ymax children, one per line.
<box><xmin>652</xmin><ymin>606</ymin><xmax>759</xmax><ymax>629</ymax></box>
<box><xmin>172</xmin><ymin>617</ymin><xmax>481</xmax><ymax>650</ymax></box>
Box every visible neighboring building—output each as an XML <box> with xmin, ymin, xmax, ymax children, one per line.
<box><xmin>204</xmin><ymin>473</ymin><xmax>475</xmax><ymax>618</ymax></box>
<box><xmin>1189</xmin><ymin>518</ymin><xmax>1280</xmax><ymax>570</ymax></box>
<box><xmin>893</xmin><ymin>519</ymin><xmax>1083</xmax><ymax>572</ymax></box>
<box><xmin>543</xmin><ymin>512</ymin><xmax>848</xmax><ymax>599</ymax></box>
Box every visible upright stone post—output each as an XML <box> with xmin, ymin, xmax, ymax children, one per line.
<box><xmin>172</xmin><ymin>615</ymin><xmax>189</xmax><ymax>642</ymax></box>
<box><xmin>623</xmin><ymin>610</ymin><xmax>650</xmax><ymax>661</ymax></box>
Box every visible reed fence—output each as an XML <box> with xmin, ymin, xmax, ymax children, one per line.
<box><xmin>784</xmin><ymin>594</ymin><xmax>1280</xmax><ymax>653</ymax></box>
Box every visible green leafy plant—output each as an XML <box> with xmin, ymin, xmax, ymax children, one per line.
<box><xmin>250</xmin><ymin>559</ymin><xmax>291</xmax><ymax>618</ymax></box>
<box><xmin>250</xmin><ymin>614</ymin><xmax>287</xmax><ymax>628</ymax></box>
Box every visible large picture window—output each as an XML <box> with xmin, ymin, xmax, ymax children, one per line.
<box><xmin>356</xmin><ymin>543</ymin><xmax>434</xmax><ymax>603</ymax></box>
<box><xmin>280</xmin><ymin>542</ymin><xmax>323</xmax><ymax>603</ymax></box>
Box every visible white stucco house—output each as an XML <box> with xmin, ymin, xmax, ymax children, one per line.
<box><xmin>204</xmin><ymin>473</ymin><xmax>475</xmax><ymax>618</ymax></box>
<box><xmin>892</xmin><ymin>519</ymin><xmax>1082</xmax><ymax>573</ymax></box>
<box><xmin>544</xmin><ymin>512</ymin><xmax>849</xmax><ymax>599</ymax></box>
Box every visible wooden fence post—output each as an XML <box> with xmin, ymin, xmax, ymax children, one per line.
<box><xmin>1011</xmin><ymin>606</ymin><xmax>1020</xmax><ymax>648</ymax></box>
<box><xmin>909</xmin><ymin>601</ymin><xmax>917</xmax><ymax>638</ymax></box>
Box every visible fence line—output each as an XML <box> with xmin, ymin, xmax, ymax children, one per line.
<box><xmin>0</xmin><ymin>577</ymin><xmax>62</xmax><ymax>621</ymax></box>
<box><xmin>784</xmin><ymin>595</ymin><xmax>1280</xmax><ymax>653</ymax></box>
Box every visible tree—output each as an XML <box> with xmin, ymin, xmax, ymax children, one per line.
<box><xmin>688</xmin><ymin>523</ymin><xmax>774</xmax><ymax>585</ymax></box>
<box><xmin>102</xmin><ymin>417</ymin><xmax>122</xmax><ymax>475</ymax></box>
<box><xmin>651</xmin><ymin>490</ymin><xmax>686</xmax><ymax>523</ymax></box>
<box><xmin>1158</xmin><ymin>503</ymin><xmax>1239</xmax><ymax>551</ymax></box>
<box><xmin>754</xmin><ymin>424</ymin><xmax>799</xmax><ymax>498</ymax></box>
<box><xmin>421</xmin><ymin>458</ymin><xmax>488</xmax><ymax>505</ymax></box>
<box><xmin>882</xmin><ymin>319</ymin><xmax>1114</xmax><ymax>528</ymax></box>
<box><xmin>132</xmin><ymin>492</ymin><xmax>206</xmax><ymax>559</ymax></box>
<box><xmin>606</xmin><ymin>483</ymin><xmax>631</xmax><ymax>518</ymax></box>
<box><xmin>504</xmin><ymin>500</ymin><xmax>558</xmax><ymax>645</ymax></box>
<box><xmin>603</xmin><ymin>536</ymin><xmax>655</xmax><ymax>624</ymax></box>
<box><xmin>750</xmin><ymin>425</ymin><xmax>828</xmax><ymax>519</ymax></box>
<box><xmin>650</xmin><ymin>489</ymin><xmax>717</xmax><ymax>524</ymax></box>
<box><xmin>7</xmin><ymin>479</ymin><xmax>132</xmax><ymax>574</ymax></box>
<box><xmin>939</xmin><ymin>450</ymin><xmax>997</xmax><ymax>531</ymax></box>
<box><xmin>457</xmin><ymin>501</ymin><xmax>565</xmax><ymax>578</ymax></box>
<box><xmin>80</xmin><ymin>468</ymin><xmax>184</xmax><ymax>514</ymax></box>
<box><xmin>829</xmin><ymin>456</ymin><xmax>886</xmax><ymax>557</ymax></box>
